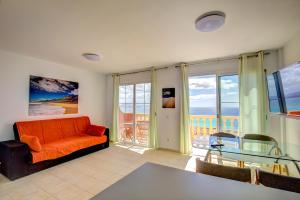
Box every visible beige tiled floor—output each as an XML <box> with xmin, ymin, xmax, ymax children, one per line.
<box><xmin>0</xmin><ymin>144</ymin><xmax>194</xmax><ymax>200</ymax></box>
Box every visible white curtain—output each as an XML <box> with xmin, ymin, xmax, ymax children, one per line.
<box><xmin>149</xmin><ymin>68</ymin><xmax>158</xmax><ymax>148</ymax></box>
<box><xmin>111</xmin><ymin>74</ymin><xmax>120</xmax><ymax>142</ymax></box>
<box><xmin>180</xmin><ymin>63</ymin><xmax>191</xmax><ymax>154</ymax></box>
<box><xmin>239</xmin><ymin>51</ymin><xmax>268</xmax><ymax>135</ymax></box>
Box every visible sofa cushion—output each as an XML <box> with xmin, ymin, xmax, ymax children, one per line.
<box><xmin>16</xmin><ymin>121</ymin><xmax>45</xmax><ymax>144</ymax></box>
<box><xmin>16</xmin><ymin>116</ymin><xmax>91</xmax><ymax>144</ymax></box>
<box><xmin>87</xmin><ymin>125</ymin><xmax>106</xmax><ymax>136</ymax></box>
<box><xmin>41</xmin><ymin>119</ymin><xmax>64</xmax><ymax>144</ymax></box>
<box><xmin>31</xmin><ymin>135</ymin><xmax>107</xmax><ymax>163</ymax></box>
<box><xmin>20</xmin><ymin>135</ymin><xmax>42</xmax><ymax>152</ymax></box>
<box><xmin>59</xmin><ymin>118</ymin><xmax>77</xmax><ymax>138</ymax></box>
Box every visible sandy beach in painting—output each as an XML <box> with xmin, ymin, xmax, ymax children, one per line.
<box><xmin>29</xmin><ymin>102</ymin><xmax>78</xmax><ymax>116</ymax></box>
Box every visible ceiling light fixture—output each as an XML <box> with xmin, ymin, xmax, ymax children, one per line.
<box><xmin>195</xmin><ymin>11</ymin><xmax>225</xmax><ymax>32</ymax></box>
<box><xmin>82</xmin><ymin>53</ymin><xmax>101</xmax><ymax>61</ymax></box>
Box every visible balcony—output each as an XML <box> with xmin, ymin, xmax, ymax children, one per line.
<box><xmin>119</xmin><ymin>113</ymin><xmax>149</xmax><ymax>146</ymax></box>
<box><xmin>190</xmin><ymin>115</ymin><xmax>239</xmax><ymax>148</ymax></box>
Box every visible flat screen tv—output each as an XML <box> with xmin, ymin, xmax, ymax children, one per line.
<box><xmin>279</xmin><ymin>62</ymin><xmax>300</xmax><ymax>116</ymax></box>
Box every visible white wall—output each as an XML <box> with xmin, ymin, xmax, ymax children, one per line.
<box><xmin>0</xmin><ymin>50</ymin><xmax>107</xmax><ymax>141</ymax></box>
<box><xmin>282</xmin><ymin>32</ymin><xmax>300</xmax><ymax>66</ymax></box>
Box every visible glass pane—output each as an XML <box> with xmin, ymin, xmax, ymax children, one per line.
<box><xmin>136</xmin><ymin>84</ymin><xmax>145</xmax><ymax>104</ymax></box>
<box><xmin>269</xmin><ymin>99</ymin><xmax>281</xmax><ymax>113</ymax></box>
<box><xmin>145</xmin><ymin>83</ymin><xmax>151</xmax><ymax>92</ymax></box>
<box><xmin>189</xmin><ymin>75</ymin><xmax>217</xmax><ymax>149</ymax></box>
<box><xmin>280</xmin><ymin>62</ymin><xmax>300</xmax><ymax>113</ymax></box>
<box><xmin>125</xmin><ymin>104</ymin><xmax>133</xmax><ymax>114</ymax></box>
<box><xmin>119</xmin><ymin>101</ymin><xmax>134</xmax><ymax>143</ymax></box>
<box><xmin>189</xmin><ymin>75</ymin><xmax>217</xmax><ymax>115</ymax></box>
<box><xmin>145</xmin><ymin>103</ymin><xmax>150</xmax><ymax>114</ymax></box>
<box><xmin>145</xmin><ymin>92</ymin><xmax>151</xmax><ymax>103</ymax></box>
<box><xmin>220</xmin><ymin>75</ymin><xmax>239</xmax><ymax>103</ymax></box>
<box><xmin>135</xmin><ymin>103</ymin><xmax>145</xmax><ymax>115</ymax></box>
<box><xmin>119</xmin><ymin>103</ymin><xmax>126</xmax><ymax>113</ymax></box>
<box><xmin>220</xmin><ymin>75</ymin><xmax>239</xmax><ymax>134</ymax></box>
<box><xmin>267</xmin><ymin>74</ymin><xmax>281</xmax><ymax>113</ymax></box>
<box><xmin>119</xmin><ymin>86</ymin><xmax>126</xmax><ymax>103</ymax></box>
<box><xmin>125</xmin><ymin>85</ymin><xmax>134</xmax><ymax>103</ymax></box>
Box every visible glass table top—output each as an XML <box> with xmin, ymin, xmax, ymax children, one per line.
<box><xmin>192</xmin><ymin>135</ymin><xmax>300</xmax><ymax>175</ymax></box>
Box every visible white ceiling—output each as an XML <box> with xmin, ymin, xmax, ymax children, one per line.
<box><xmin>0</xmin><ymin>0</ymin><xmax>300</xmax><ymax>74</ymax></box>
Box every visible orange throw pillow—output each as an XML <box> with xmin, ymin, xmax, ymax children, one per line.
<box><xmin>20</xmin><ymin>135</ymin><xmax>42</xmax><ymax>152</ymax></box>
<box><xmin>87</xmin><ymin>125</ymin><xmax>106</xmax><ymax>136</ymax></box>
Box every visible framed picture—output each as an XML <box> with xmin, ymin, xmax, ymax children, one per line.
<box><xmin>29</xmin><ymin>75</ymin><xmax>79</xmax><ymax>116</ymax></box>
<box><xmin>162</xmin><ymin>88</ymin><xmax>175</xmax><ymax>108</ymax></box>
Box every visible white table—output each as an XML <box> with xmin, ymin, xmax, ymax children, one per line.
<box><xmin>90</xmin><ymin>162</ymin><xmax>299</xmax><ymax>200</ymax></box>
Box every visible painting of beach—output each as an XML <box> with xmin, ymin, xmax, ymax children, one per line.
<box><xmin>29</xmin><ymin>75</ymin><xmax>79</xmax><ymax>116</ymax></box>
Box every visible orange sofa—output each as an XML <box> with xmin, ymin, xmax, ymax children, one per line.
<box><xmin>0</xmin><ymin>116</ymin><xmax>109</xmax><ymax>180</ymax></box>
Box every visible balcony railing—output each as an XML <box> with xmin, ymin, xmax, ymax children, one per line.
<box><xmin>190</xmin><ymin>115</ymin><xmax>239</xmax><ymax>147</ymax></box>
<box><xmin>119</xmin><ymin>113</ymin><xmax>239</xmax><ymax>147</ymax></box>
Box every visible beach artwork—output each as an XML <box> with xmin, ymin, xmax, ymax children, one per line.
<box><xmin>29</xmin><ymin>75</ymin><xmax>79</xmax><ymax>116</ymax></box>
<box><xmin>162</xmin><ymin>88</ymin><xmax>175</xmax><ymax>108</ymax></box>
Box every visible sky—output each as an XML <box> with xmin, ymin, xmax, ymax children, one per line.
<box><xmin>30</xmin><ymin>76</ymin><xmax>79</xmax><ymax>102</ymax></box>
<box><xmin>189</xmin><ymin>75</ymin><xmax>239</xmax><ymax>108</ymax></box>
<box><xmin>280</xmin><ymin>62</ymin><xmax>300</xmax><ymax>98</ymax></box>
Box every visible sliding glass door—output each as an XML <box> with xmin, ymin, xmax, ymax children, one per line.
<box><xmin>119</xmin><ymin>83</ymin><xmax>151</xmax><ymax>146</ymax></box>
<box><xmin>189</xmin><ymin>74</ymin><xmax>239</xmax><ymax>148</ymax></box>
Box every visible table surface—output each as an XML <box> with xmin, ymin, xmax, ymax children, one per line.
<box><xmin>90</xmin><ymin>162</ymin><xmax>300</xmax><ymax>200</ymax></box>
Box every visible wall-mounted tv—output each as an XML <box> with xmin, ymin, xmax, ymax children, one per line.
<box><xmin>280</xmin><ymin>62</ymin><xmax>300</xmax><ymax>115</ymax></box>
<box><xmin>266</xmin><ymin>61</ymin><xmax>300</xmax><ymax>116</ymax></box>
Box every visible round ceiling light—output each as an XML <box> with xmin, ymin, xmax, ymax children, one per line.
<box><xmin>195</xmin><ymin>11</ymin><xmax>225</xmax><ymax>32</ymax></box>
<box><xmin>82</xmin><ymin>53</ymin><xmax>101</xmax><ymax>61</ymax></box>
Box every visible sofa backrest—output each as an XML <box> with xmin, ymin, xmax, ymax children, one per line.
<box><xmin>15</xmin><ymin>116</ymin><xmax>91</xmax><ymax>144</ymax></box>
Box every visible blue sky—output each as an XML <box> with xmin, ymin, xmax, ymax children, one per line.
<box><xmin>189</xmin><ymin>75</ymin><xmax>239</xmax><ymax>108</ymax></box>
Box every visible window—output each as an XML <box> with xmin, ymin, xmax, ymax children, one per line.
<box><xmin>119</xmin><ymin>83</ymin><xmax>151</xmax><ymax>146</ymax></box>
<box><xmin>189</xmin><ymin>74</ymin><xmax>239</xmax><ymax>148</ymax></box>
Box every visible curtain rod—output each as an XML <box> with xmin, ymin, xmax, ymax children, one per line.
<box><xmin>116</xmin><ymin>66</ymin><xmax>169</xmax><ymax>76</ymax></box>
<box><xmin>114</xmin><ymin>51</ymin><xmax>270</xmax><ymax>76</ymax></box>
<box><xmin>176</xmin><ymin>52</ymin><xmax>270</xmax><ymax>68</ymax></box>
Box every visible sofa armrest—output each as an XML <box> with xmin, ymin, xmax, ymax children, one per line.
<box><xmin>104</xmin><ymin>128</ymin><xmax>109</xmax><ymax>148</ymax></box>
<box><xmin>0</xmin><ymin>140</ymin><xmax>31</xmax><ymax>180</ymax></box>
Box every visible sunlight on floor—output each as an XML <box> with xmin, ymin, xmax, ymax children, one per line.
<box><xmin>114</xmin><ymin>143</ymin><xmax>150</xmax><ymax>154</ymax></box>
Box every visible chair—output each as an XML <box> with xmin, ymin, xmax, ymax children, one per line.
<box><xmin>196</xmin><ymin>158</ymin><xmax>251</xmax><ymax>182</ymax></box>
<box><xmin>256</xmin><ymin>169</ymin><xmax>300</xmax><ymax>193</ymax></box>
<box><xmin>242</xmin><ymin>134</ymin><xmax>287</xmax><ymax>175</ymax></box>
<box><xmin>207</xmin><ymin>132</ymin><xmax>241</xmax><ymax>165</ymax></box>
<box><xmin>242</xmin><ymin>134</ymin><xmax>282</xmax><ymax>155</ymax></box>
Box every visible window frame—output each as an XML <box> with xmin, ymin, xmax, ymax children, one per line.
<box><xmin>188</xmin><ymin>73</ymin><xmax>239</xmax><ymax>134</ymax></box>
<box><xmin>266</xmin><ymin>72</ymin><xmax>286</xmax><ymax>114</ymax></box>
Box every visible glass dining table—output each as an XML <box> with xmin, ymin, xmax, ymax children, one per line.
<box><xmin>197</xmin><ymin>136</ymin><xmax>300</xmax><ymax>176</ymax></box>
